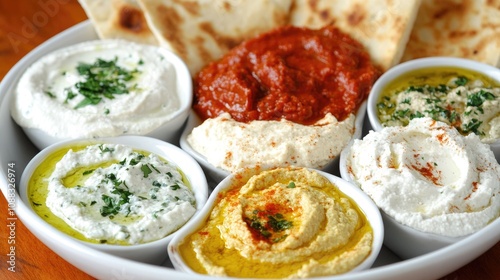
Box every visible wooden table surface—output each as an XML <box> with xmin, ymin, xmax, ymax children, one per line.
<box><xmin>0</xmin><ymin>1</ymin><xmax>499</xmax><ymax>279</ymax></box>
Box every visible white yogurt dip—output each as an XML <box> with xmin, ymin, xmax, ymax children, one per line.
<box><xmin>45</xmin><ymin>143</ymin><xmax>196</xmax><ymax>244</ymax></box>
<box><xmin>11</xmin><ymin>40</ymin><xmax>180</xmax><ymax>139</ymax></box>
<box><xmin>345</xmin><ymin>117</ymin><xmax>500</xmax><ymax>237</ymax></box>
<box><xmin>187</xmin><ymin>112</ymin><xmax>355</xmax><ymax>173</ymax></box>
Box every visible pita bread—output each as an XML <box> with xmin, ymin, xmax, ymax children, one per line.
<box><xmin>137</xmin><ymin>0</ymin><xmax>292</xmax><ymax>75</ymax></box>
<box><xmin>78</xmin><ymin>0</ymin><xmax>158</xmax><ymax>45</ymax></box>
<box><xmin>401</xmin><ymin>0</ymin><xmax>500</xmax><ymax>67</ymax></box>
<box><xmin>289</xmin><ymin>0</ymin><xmax>421</xmax><ymax>71</ymax></box>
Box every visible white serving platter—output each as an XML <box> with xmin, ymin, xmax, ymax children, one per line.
<box><xmin>0</xmin><ymin>20</ymin><xmax>499</xmax><ymax>280</ymax></box>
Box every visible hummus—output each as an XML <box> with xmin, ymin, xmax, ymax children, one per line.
<box><xmin>376</xmin><ymin>67</ymin><xmax>500</xmax><ymax>143</ymax></box>
<box><xmin>28</xmin><ymin>143</ymin><xmax>196</xmax><ymax>245</ymax></box>
<box><xmin>11</xmin><ymin>40</ymin><xmax>180</xmax><ymax>139</ymax></box>
<box><xmin>178</xmin><ymin>168</ymin><xmax>373</xmax><ymax>278</ymax></box>
<box><xmin>187</xmin><ymin>112</ymin><xmax>355</xmax><ymax>173</ymax></box>
<box><xmin>345</xmin><ymin>118</ymin><xmax>500</xmax><ymax>237</ymax></box>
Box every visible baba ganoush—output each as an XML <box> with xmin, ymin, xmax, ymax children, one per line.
<box><xmin>28</xmin><ymin>143</ymin><xmax>196</xmax><ymax>245</ymax></box>
<box><xmin>11</xmin><ymin>40</ymin><xmax>181</xmax><ymax>139</ymax></box>
<box><xmin>178</xmin><ymin>168</ymin><xmax>373</xmax><ymax>279</ymax></box>
<box><xmin>376</xmin><ymin>67</ymin><xmax>500</xmax><ymax>143</ymax></box>
<box><xmin>345</xmin><ymin>118</ymin><xmax>500</xmax><ymax>237</ymax></box>
<box><xmin>188</xmin><ymin>25</ymin><xmax>380</xmax><ymax>172</ymax></box>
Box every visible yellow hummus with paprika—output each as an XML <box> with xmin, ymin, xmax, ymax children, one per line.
<box><xmin>178</xmin><ymin>167</ymin><xmax>373</xmax><ymax>278</ymax></box>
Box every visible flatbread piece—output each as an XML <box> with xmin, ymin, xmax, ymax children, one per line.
<box><xmin>289</xmin><ymin>0</ymin><xmax>422</xmax><ymax>71</ymax></box>
<box><xmin>401</xmin><ymin>0</ymin><xmax>500</xmax><ymax>67</ymax></box>
<box><xmin>137</xmin><ymin>0</ymin><xmax>292</xmax><ymax>75</ymax></box>
<box><xmin>79</xmin><ymin>0</ymin><xmax>158</xmax><ymax>45</ymax></box>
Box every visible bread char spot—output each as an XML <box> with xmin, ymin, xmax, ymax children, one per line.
<box><xmin>118</xmin><ymin>6</ymin><xmax>147</xmax><ymax>33</ymax></box>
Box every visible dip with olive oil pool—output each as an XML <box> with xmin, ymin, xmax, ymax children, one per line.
<box><xmin>11</xmin><ymin>40</ymin><xmax>180</xmax><ymax>140</ymax></box>
<box><xmin>178</xmin><ymin>168</ymin><xmax>373</xmax><ymax>278</ymax></box>
<box><xmin>376</xmin><ymin>67</ymin><xmax>500</xmax><ymax>143</ymax></box>
<box><xmin>28</xmin><ymin>143</ymin><xmax>196</xmax><ymax>245</ymax></box>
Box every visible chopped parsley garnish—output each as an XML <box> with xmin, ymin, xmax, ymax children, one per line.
<box><xmin>44</xmin><ymin>90</ymin><xmax>56</xmax><ymax>98</ymax></box>
<box><xmin>401</xmin><ymin>98</ymin><xmax>411</xmax><ymax>104</ymax></box>
<box><xmin>141</xmin><ymin>164</ymin><xmax>153</xmax><ymax>178</ymax></box>
<box><xmin>152</xmin><ymin>180</ymin><xmax>162</xmax><ymax>187</ymax></box>
<box><xmin>410</xmin><ymin>111</ymin><xmax>425</xmax><ymax>119</ymax></box>
<box><xmin>150</xmin><ymin>164</ymin><xmax>160</xmax><ymax>173</ymax></box>
<box><xmin>65</xmin><ymin>90</ymin><xmax>77</xmax><ymax>103</ymax></box>
<box><xmin>462</xmin><ymin>118</ymin><xmax>484</xmax><ymax>135</ymax></box>
<box><xmin>407</xmin><ymin>85</ymin><xmax>424</xmax><ymax>93</ymax></box>
<box><xmin>287</xmin><ymin>182</ymin><xmax>296</xmax><ymax>188</ymax></box>
<box><xmin>466</xmin><ymin>90</ymin><xmax>495</xmax><ymax>107</ymax></box>
<box><xmin>82</xmin><ymin>169</ymin><xmax>95</xmax><ymax>175</ymax></box>
<box><xmin>267</xmin><ymin>213</ymin><xmax>293</xmax><ymax>232</ymax></box>
<box><xmin>246</xmin><ymin>210</ymin><xmax>293</xmax><ymax>243</ymax></box>
<box><xmin>153</xmin><ymin>209</ymin><xmax>164</xmax><ymax>219</ymax></box>
<box><xmin>98</xmin><ymin>144</ymin><xmax>114</xmax><ymax>154</ymax></box>
<box><xmin>100</xmin><ymin>186</ymin><xmax>133</xmax><ymax>217</ymax></box>
<box><xmin>129</xmin><ymin>154</ymin><xmax>144</xmax><ymax>166</ymax></box>
<box><xmin>454</xmin><ymin>76</ymin><xmax>468</xmax><ymax>86</ymax></box>
<box><xmin>70</xmin><ymin>57</ymin><xmax>140</xmax><ymax>109</ymax></box>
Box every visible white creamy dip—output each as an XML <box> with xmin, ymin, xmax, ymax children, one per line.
<box><xmin>187</xmin><ymin>112</ymin><xmax>355</xmax><ymax>173</ymax></box>
<box><xmin>46</xmin><ymin>143</ymin><xmax>196</xmax><ymax>244</ymax></box>
<box><xmin>11</xmin><ymin>40</ymin><xmax>180</xmax><ymax>139</ymax></box>
<box><xmin>345</xmin><ymin>118</ymin><xmax>500</xmax><ymax>237</ymax></box>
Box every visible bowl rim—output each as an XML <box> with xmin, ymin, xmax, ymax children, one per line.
<box><xmin>18</xmin><ymin>135</ymin><xmax>209</xmax><ymax>251</ymax></box>
<box><xmin>167</xmin><ymin>167</ymin><xmax>384</xmax><ymax>277</ymax></box>
<box><xmin>366</xmin><ymin>56</ymin><xmax>500</xmax><ymax>135</ymax></box>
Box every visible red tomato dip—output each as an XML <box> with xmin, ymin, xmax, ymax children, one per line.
<box><xmin>193</xmin><ymin>25</ymin><xmax>381</xmax><ymax>125</ymax></box>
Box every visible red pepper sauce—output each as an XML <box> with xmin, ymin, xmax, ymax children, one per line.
<box><xmin>193</xmin><ymin>25</ymin><xmax>381</xmax><ymax>125</ymax></box>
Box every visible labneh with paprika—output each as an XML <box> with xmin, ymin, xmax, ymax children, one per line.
<box><xmin>345</xmin><ymin>117</ymin><xmax>500</xmax><ymax>237</ymax></box>
<box><xmin>187</xmin><ymin>25</ymin><xmax>381</xmax><ymax>173</ymax></box>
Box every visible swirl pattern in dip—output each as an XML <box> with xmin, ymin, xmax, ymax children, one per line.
<box><xmin>178</xmin><ymin>167</ymin><xmax>373</xmax><ymax>278</ymax></box>
<box><xmin>345</xmin><ymin>117</ymin><xmax>500</xmax><ymax>237</ymax></box>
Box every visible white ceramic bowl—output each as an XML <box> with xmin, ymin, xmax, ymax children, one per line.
<box><xmin>366</xmin><ymin>57</ymin><xmax>500</xmax><ymax>161</ymax></box>
<box><xmin>168</xmin><ymin>168</ymin><xmax>384</xmax><ymax>277</ymax></box>
<box><xmin>339</xmin><ymin>141</ymin><xmax>468</xmax><ymax>259</ymax></box>
<box><xmin>180</xmin><ymin>102</ymin><xmax>367</xmax><ymax>183</ymax></box>
<box><xmin>380</xmin><ymin>211</ymin><xmax>464</xmax><ymax>259</ymax></box>
<box><xmin>11</xmin><ymin>39</ymin><xmax>192</xmax><ymax>150</ymax></box>
<box><xmin>18</xmin><ymin>135</ymin><xmax>209</xmax><ymax>265</ymax></box>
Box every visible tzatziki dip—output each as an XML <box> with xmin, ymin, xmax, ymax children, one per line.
<box><xmin>345</xmin><ymin>118</ymin><xmax>500</xmax><ymax>237</ymax></box>
<box><xmin>11</xmin><ymin>40</ymin><xmax>181</xmax><ymax>140</ymax></box>
<box><xmin>28</xmin><ymin>143</ymin><xmax>197</xmax><ymax>245</ymax></box>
